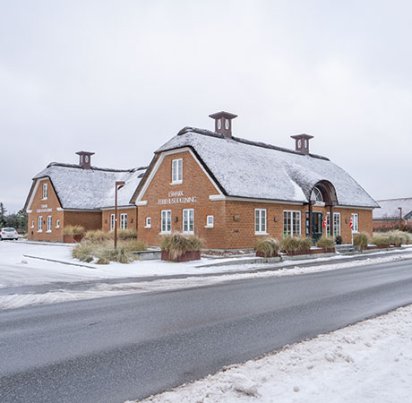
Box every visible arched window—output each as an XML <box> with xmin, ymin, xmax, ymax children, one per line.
<box><xmin>311</xmin><ymin>186</ymin><xmax>324</xmax><ymax>203</ymax></box>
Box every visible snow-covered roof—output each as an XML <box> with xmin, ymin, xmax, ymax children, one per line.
<box><xmin>373</xmin><ymin>198</ymin><xmax>412</xmax><ymax>220</ymax></box>
<box><xmin>156</xmin><ymin>128</ymin><xmax>378</xmax><ymax>208</ymax></box>
<box><xmin>33</xmin><ymin>163</ymin><xmax>146</xmax><ymax>210</ymax></box>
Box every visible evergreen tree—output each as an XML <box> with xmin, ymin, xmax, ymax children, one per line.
<box><xmin>0</xmin><ymin>202</ymin><xmax>6</xmax><ymax>227</ymax></box>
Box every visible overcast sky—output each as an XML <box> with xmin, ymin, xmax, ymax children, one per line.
<box><xmin>1</xmin><ymin>0</ymin><xmax>412</xmax><ymax>213</ymax></box>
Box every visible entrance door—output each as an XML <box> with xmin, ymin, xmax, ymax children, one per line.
<box><xmin>311</xmin><ymin>212</ymin><xmax>323</xmax><ymax>243</ymax></box>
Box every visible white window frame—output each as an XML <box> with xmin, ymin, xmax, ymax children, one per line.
<box><xmin>171</xmin><ymin>158</ymin><xmax>183</xmax><ymax>184</ymax></box>
<box><xmin>352</xmin><ymin>213</ymin><xmax>359</xmax><ymax>233</ymax></box>
<box><xmin>42</xmin><ymin>183</ymin><xmax>48</xmax><ymax>199</ymax></box>
<box><xmin>31</xmin><ymin>220</ymin><xmax>34</xmax><ymax>229</ymax></box>
<box><xmin>183</xmin><ymin>208</ymin><xmax>194</xmax><ymax>234</ymax></box>
<box><xmin>46</xmin><ymin>216</ymin><xmax>52</xmax><ymax>232</ymax></box>
<box><xmin>120</xmin><ymin>213</ymin><xmax>128</xmax><ymax>230</ymax></box>
<box><xmin>255</xmin><ymin>208</ymin><xmax>267</xmax><ymax>235</ymax></box>
<box><xmin>161</xmin><ymin>210</ymin><xmax>172</xmax><ymax>233</ymax></box>
<box><xmin>55</xmin><ymin>219</ymin><xmax>61</xmax><ymax>229</ymax></box>
<box><xmin>145</xmin><ymin>217</ymin><xmax>152</xmax><ymax>228</ymax></box>
<box><xmin>283</xmin><ymin>210</ymin><xmax>301</xmax><ymax>237</ymax></box>
<box><xmin>326</xmin><ymin>212</ymin><xmax>341</xmax><ymax>237</ymax></box>
<box><xmin>205</xmin><ymin>215</ymin><xmax>214</xmax><ymax>228</ymax></box>
<box><xmin>37</xmin><ymin>216</ymin><xmax>43</xmax><ymax>232</ymax></box>
<box><xmin>110</xmin><ymin>214</ymin><xmax>115</xmax><ymax>232</ymax></box>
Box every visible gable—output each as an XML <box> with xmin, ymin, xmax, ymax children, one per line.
<box><xmin>26</xmin><ymin>177</ymin><xmax>62</xmax><ymax>213</ymax></box>
<box><xmin>135</xmin><ymin>148</ymin><xmax>222</xmax><ymax>204</ymax></box>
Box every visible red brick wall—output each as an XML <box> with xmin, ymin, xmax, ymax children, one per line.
<box><xmin>102</xmin><ymin>208</ymin><xmax>138</xmax><ymax>233</ymax></box>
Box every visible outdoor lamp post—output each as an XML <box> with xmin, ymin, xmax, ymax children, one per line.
<box><xmin>114</xmin><ymin>180</ymin><xmax>125</xmax><ymax>250</ymax></box>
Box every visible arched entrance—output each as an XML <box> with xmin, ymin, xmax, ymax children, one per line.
<box><xmin>306</xmin><ymin>180</ymin><xmax>338</xmax><ymax>242</ymax></box>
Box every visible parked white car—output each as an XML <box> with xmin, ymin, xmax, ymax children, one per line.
<box><xmin>0</xmin><ymin>227</ymin><xmax>19</xmax><ymax>240</ymax></box>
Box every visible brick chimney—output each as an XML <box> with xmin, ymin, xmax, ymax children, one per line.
<box><xmin>209</xmin><ymin>111</ymin><xmax>237</xmax><ymax>138</ymax></box>
<box><xmin>291</xmin><ymin>134</ymin><xmax>314</xmax><ymax>155</ymax></box>
<box><xmin>76</xmin><ymin>151</ymin><xmax>95</xmax><ymax>169</ymax></box>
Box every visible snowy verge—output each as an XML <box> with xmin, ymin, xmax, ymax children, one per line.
<box><xmin>134</xmin><ymin>304</ymin><xmax>412</xmax><ymax>403</ymax></box>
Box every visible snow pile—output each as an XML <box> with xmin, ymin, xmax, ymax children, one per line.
<box><xmin>158</xmin><ymin>129</ymin><xmax>378</xmax><ymax>207</ymax></box>
<box><xmin>138</xmin><ymin>305</ymin><xmax>412</xmax><ymax>403</ymax></box>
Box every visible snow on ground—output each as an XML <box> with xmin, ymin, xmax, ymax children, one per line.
<box><xmin>136</xmin><ymin>304</ymin><xmax>412</xmax><ymax>403</ymax></box>
<box><xmin>1</xmin><ymin>241</ymin><xmax>412</xmax><ymax>310</ymax></box>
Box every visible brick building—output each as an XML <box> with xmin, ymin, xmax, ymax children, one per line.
<box><xmin>373</xmin><ymin>198</ymin><xmax>412</xmax><ymax>231</ymax></box>
<box><xmin>24</xmin><ymin>152</ymin><xmax>146</xmax><ymax>242</ymax></box>
<box><xmin>25</xmin><ymin>112</ymin><xmax>378</xmax><ymax>247</ymax></box>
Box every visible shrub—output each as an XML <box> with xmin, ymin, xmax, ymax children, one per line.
<box><xmin>335</xmin><ymin>235</ymin><xmax>343</xmax><ymax>245</ymax></box>
<box><xmin>83</xmin><ymin>230</ymin><xmax>112</xmax><ymax>242</ymax></box>
<box><xmin>118</xmin><ymin>229</ymin><xmax>137</xmax><ymax>240</ymax></box>
<box><xmin>371</xmin><ymin>235</ymin><xmax>392</xmax><ymax>248</ymax></box>
<box><xmin>121</xmin><ymin>239</ymin><xmax>146</xmax><ymax>252</ymax></box>
<box><xmin>281</xmin><ymin>237</ymin><xmax>312</xmax><ymax>254</ymax></box>
<box><xmin>72</xmin><ymin>242</ymin><xmax>94</xmax><ymax>262</ymax></box>
<box><xmin>99</xmin><ymin>247</ymin><xmax>134</xmax><ymax>264</ymax></box>
<box><xmin>96</xmin><ymin>257</ymin><xmax>110</xmax><ymax>265</ymax></box>
<box><xmin>316</xmin><ymin>236</ymin><xmax>335</xmax><ymax>249</ymax></box>
<box><xmin>255</xmin><ymin>238</ymin><xmax>280</xmax><ymax>257</ymax></box>
<box><xmin>387</xmin><ymin>230</ymin><xmax>411</xmax><ymax>246</ymax></box>
<box><xmin>161</xmin><ymin>233</ymin><xmax>203</xmax><ymax>260</ymax></box>
<box><xmin>63</xmin><ymin>225</ymin><xmax>85</xmax><ymax>236</ymax></box>
<box><xmin>353</xmin><ymin>233</ymin><xmax>368</xmax><ymax>251</ymax></box>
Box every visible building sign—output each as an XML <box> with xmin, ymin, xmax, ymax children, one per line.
<box><xmin>36</xmin><ymin>208</ymin><xmax>52</xmax><ymax>213</ymax></box>
<box><xmin>158</xmin><ymin>190</ymin><xmax>197</xmax><ymax>205</ymax></box>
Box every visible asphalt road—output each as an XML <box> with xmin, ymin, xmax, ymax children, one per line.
<box><xmin>1</xmin><ymin>258</ymin><xmax>412</xmax><ymax>403</ymax></box>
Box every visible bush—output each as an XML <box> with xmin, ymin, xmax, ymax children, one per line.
<box><xmin>316</xmin><ymin>236</ymin><xmax>335</xmax><ymax>249</ymax></box>
<box><xmin>255</xmin><ymin>238</ymin><xmax>280</xmax><ymax>257</ymax></box>
<box><xmin>371</xmin><ymin>235</ymin><xmax>392</xmax><ymax>248</ymax></box>
<box><xmin>121</xmin><ymin>239</ymin><xmax>146</xmax><ymax>252</ymax></box>
<box><xmin>63</xmin><ymin>225</ymin><xmax>85</xmax><ymax>236</ymax></box>
<box><xmin>118</xmin><ymin>229</ymin><xmax>137</xmax><ymax>240</ymax></box>
<box><xmin>281</xmin><ymin>237</ymin><xmax>312</xmax><ymax>254</ymax></box>
<box><xmin>72</xmin><ymin>242</ymin><xmax>94</xmax><ymax>262</ymax></box>
<box><xmin>83</xmin><ymin>230</ymin><xmax>112</xmax><ymax>242</ymax></box>
<box><xmin>353</xmin><ymin>233</ymin><xmax>368</xmax><ymax>251</ymax></box>
<box><xmin>99</xmin><ymin>247</ymin><xmax>134</xmax><ymax>264</ymax></box>
<box><xmin>335</xmin><ymin>235</ymin><xmax>343</xmax><ymax>245</ymax></box>
<box><xmin>161</xmin><ymin>233</ymin><xmax>203</xmax><ymax>260</ymax></box>
<box><xmin>387</xmin><ymin>230</ymin><xmax>411</xmax><ymax>246</ymax></box>
<box><xmin>96</xmin><ymin>257</ymin><xmax>110</xmax><ymax>265</ymax></box>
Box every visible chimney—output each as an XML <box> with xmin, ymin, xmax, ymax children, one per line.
<box><xmin>290</xmin><ymin>134</ymin><xmax>314</xmax><ymax>155</ymax></box>
<box><xmin>209</xmin><ymin>111</ymin><xmax>237</xmax><ymax>138</ymax></box>
<box><xmin>76</xmin><ymin>151</ymin><xmax>95</xmax><ymax>169</ymax></box>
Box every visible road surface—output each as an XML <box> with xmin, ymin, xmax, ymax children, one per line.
<box><xmin>1</xmin><ymin>258</ymin><xmax>412</xmax><ymax>402</ymax></box>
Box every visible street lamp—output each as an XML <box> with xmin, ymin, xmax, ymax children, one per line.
<box><xmin>398</xmin><ymin>207</ymin><xmax>403</xmax><ymax>229</ymax></box>
<box><xmin>114</xmin><ymin>180</ymin><xmax>125</xmax><ymax>250</ymax></box>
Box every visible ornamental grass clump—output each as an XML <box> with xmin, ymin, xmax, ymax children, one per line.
<box><xmin>387</xmin><ymin>230</ymin><xmax>411</xmax><ymax>246</ymax></box>
<box><xmin>83</xmin><ymin>230</ymin><xmax>112</xmax><ymax>242</ymax></box>
<box><xmin>371</xmin><ymin>235</ymin><xmax>392</xmax><ymax>248</ymax></box>
<box><xmin>353</xmin><ymin>232</ymin><xmax>368</xmax><ymax>251</ymax></box>
<box><xmin>161</xmin><ymin>233</ymin><xmax>203</xmax><ymax>260</ymax></box>
<box><xmin>72</xmin><ymin>242</ymin><xmax>94</xmax><ymax>262</ymax></box>
<box><xmin>120</xmin><ymin>239</ymin><xmax>146</xmax><ymax>252</ymax></box>
<box><xmin>281</xmin><ymin>236</ymin><xmax>312</xmax><ymax>255</ymax></box>
<box><xmin>118</xmin><ymin>229</ymin><xmax>137</xmax><ymax>240</ymax></box>
<box><xmin>63</xmin><ymin>225</ymin><xmax>85</xmax><ymax>236</ymax></box>
<box><xmin>99</xmin><ymin>247</ymin><xmax>134</xmax><ymax>264</ymax></box>
<box><xmin>255</xmin><ymin>238</ymin><xmax>280</xmax><ymax>257</ymax></box>
<box><xmin>316</xmin><ymin>236</ymin><xmax>335</xmax><ymax>250</ymax></box>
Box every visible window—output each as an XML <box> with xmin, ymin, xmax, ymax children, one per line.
<box><xmin>110</xmin><ymin>214</ymin><xmax>115</xmax><ymax>231</ymax></box>
<box><xmin>42</xmin><ymin>183</ymin><xmax>48</xmax><ymax>199</ymax></box>
<box><xmin>56</xmin><ymin>219</ymin><xmax>61</xmax><ymax>229</ymax></box>
<box><xmin>145</xmin><ymin>217</ymin><xmax>152</xmax><ymax>228</ymax></box>
<box><xmin>37</xmin><ymin>216</ymin><xmax>43</xmax><ymax>232</ymax></box>
<box><xmin>351</xmin><ymin>213</ymin><xmax>359</xmax><ymax>232</ymax></box>
<box><xmin>183</xmin><ymin>209</ymin><xmax>194</xmax><ymax>233</ymax></box>
<box><xmin>172</xmin><ymin>159</ymin><xmax>183</xmax><ymax>183</ymax></box>
<box><xmin>46</xmin><ymin>216</ymin><xmax>52</xmax><ymax>232</ymax></box>
<box><xmin>206</xmin><ymin>215</ymin><xmax>214</xmax><ymax>228</ymax></box>
<box><xmin>310</xmin><ymin>187</ymin><xmax>323</xmax><ymax>203</ymax></box>
<box><xmin>326</xmin><ymin>213</ymin><xmax>341</xmax><ymax>237</ymax></box>
<box><xmin>120</xmin><ymin>213</ymin><xmax>128</xmax><ymax>230</ymax></box>
<box><xmin>255</xmin><ymin>209</ymin><xmax>267</xmax><ymax>234</ymax></box>
<box><xmin>283</xmin><ymin>211</ymin><xmax>301</xmax><ymax>237</ymax></box>
<box><xmin>31</xmin><ymin>220</ymin><xmax>34</xmax><ymax>229</ymax></box>
<box><xmin>161</xmin><ymin>210</ymin><xmax>171</xmax><ymax>233</ymax></box>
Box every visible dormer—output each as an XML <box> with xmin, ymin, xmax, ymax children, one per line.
<box><xmin>209</xmin><ymin>111</ymin><xmax>238</xmax><ymax>138</ymax></box>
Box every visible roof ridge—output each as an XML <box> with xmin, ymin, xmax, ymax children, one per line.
<box><xmin>46</xmin><ymin>162</ymin><xmax>146</xmax><ymax>173</ymax></box>
<box><xmin>177</xmin><ymin>127</ymin><xmax>329</xmax><ymax>161</ymax></box>
<box><xmin>377</xmin><ymin>197</ymin><xmax>412</xmax><ymax>202</ymax></box>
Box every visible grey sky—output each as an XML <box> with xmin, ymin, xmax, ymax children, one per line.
<box><xmin>1</xmin><ymin>0</ymin><xmax>411</xmax><ymax>213</ymax></box>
